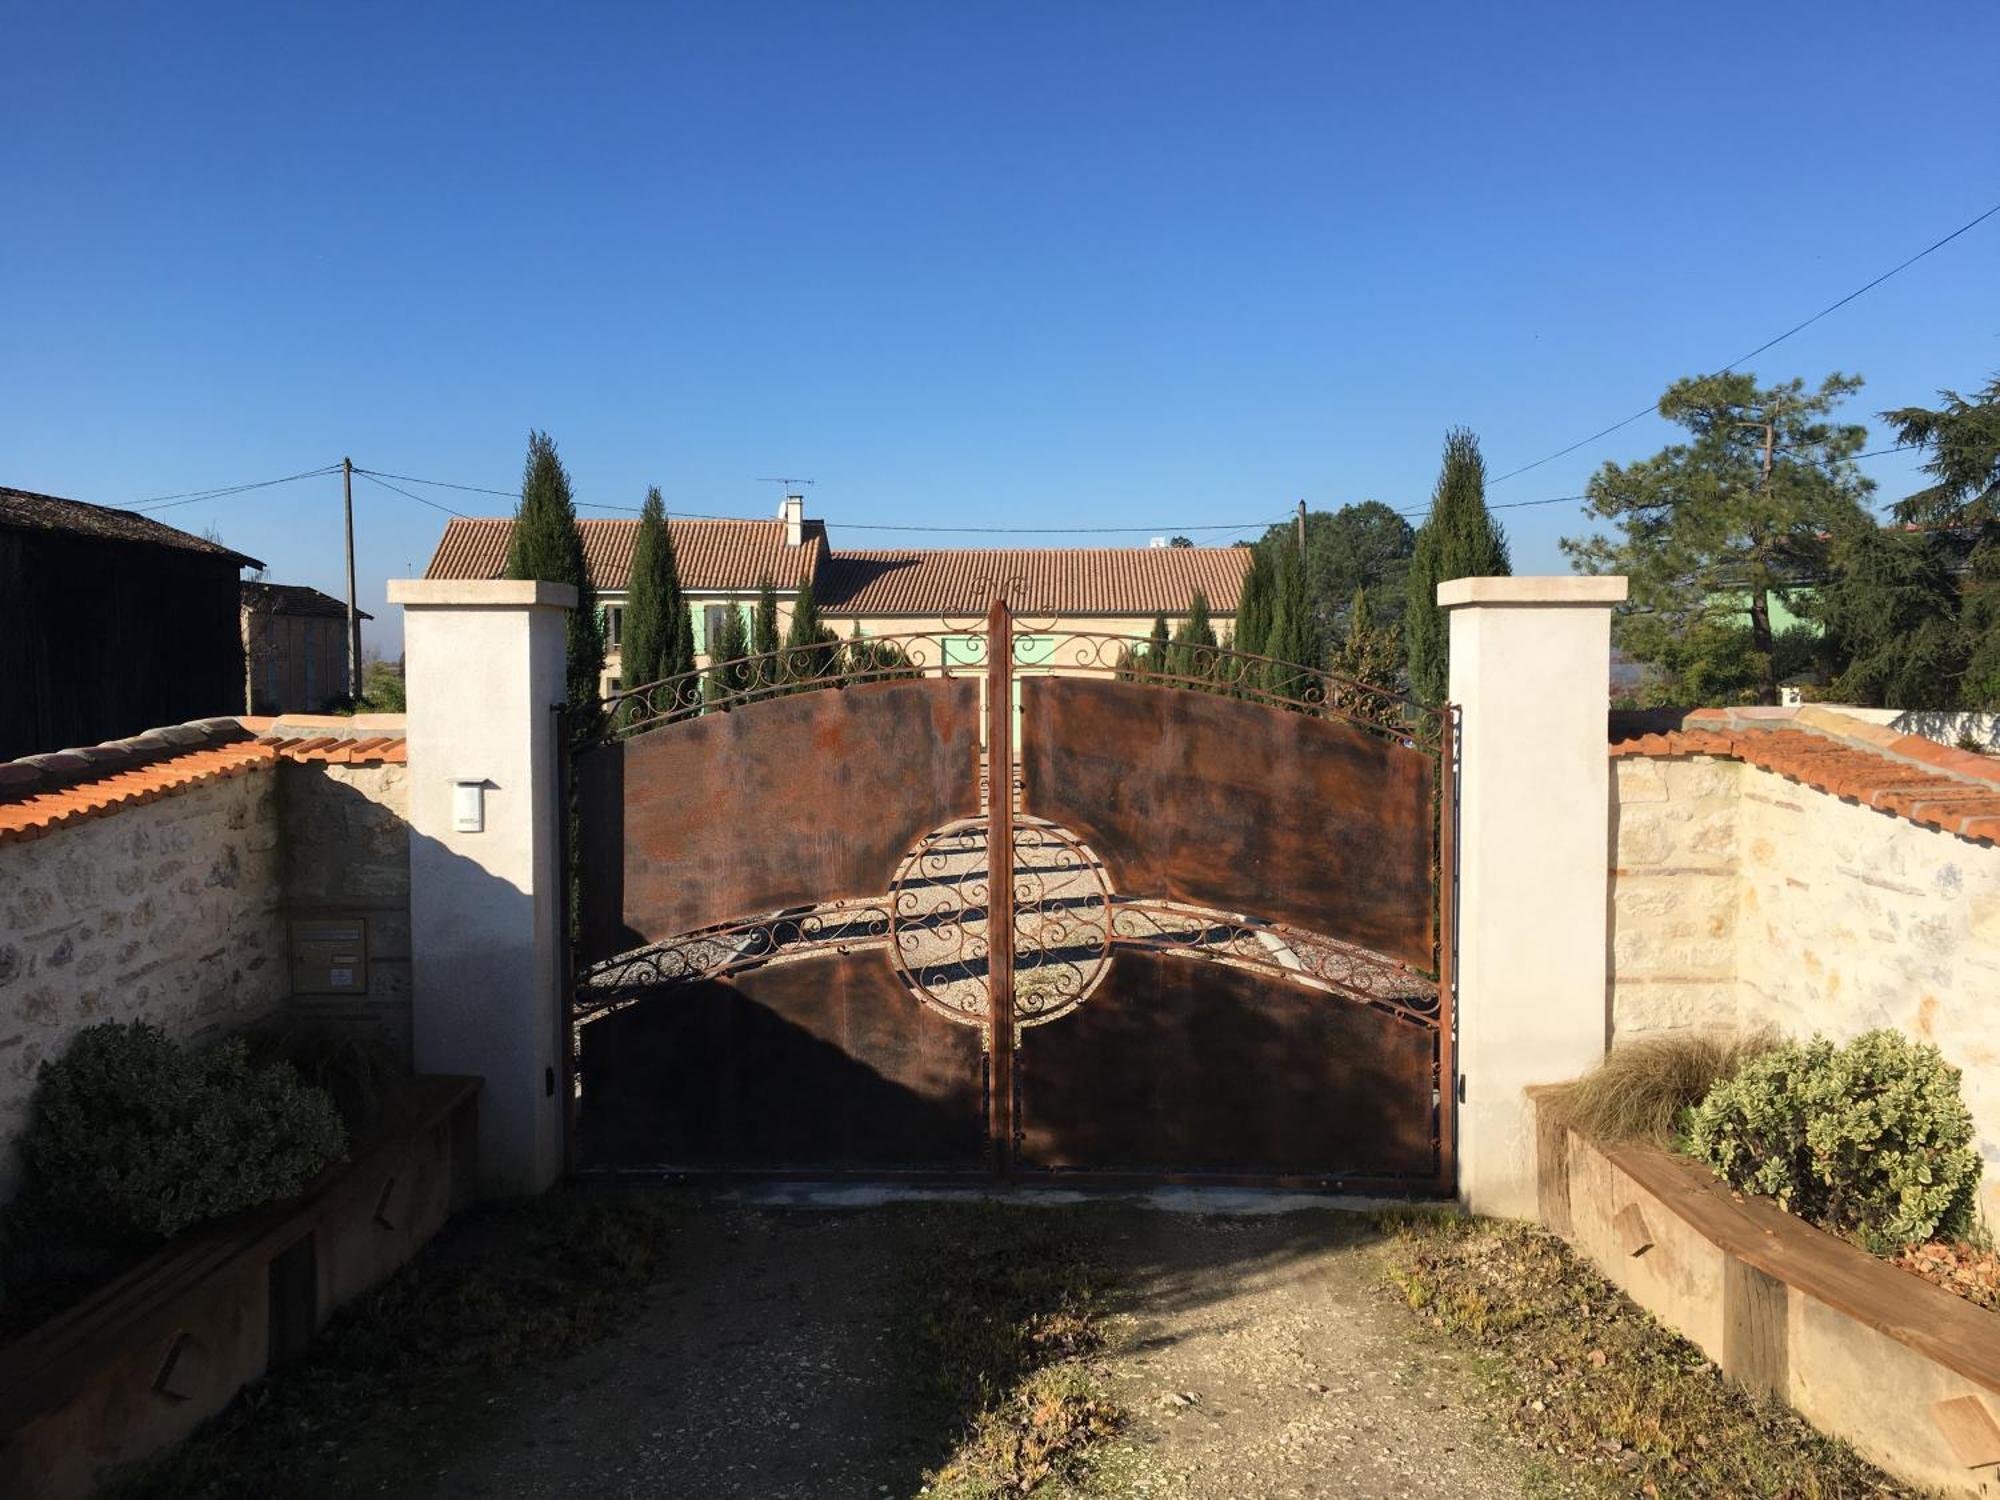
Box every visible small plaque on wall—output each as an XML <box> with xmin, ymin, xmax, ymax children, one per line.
<box><xmin>292</xmin><ymin>918</ymin><xmax>369</xmax><ymax>995</ymax></box>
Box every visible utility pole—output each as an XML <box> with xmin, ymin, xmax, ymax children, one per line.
<box><xmin>343</xmin><ymin>457</ymin><xmax>362</xmax><ymax>701</ymax></box>
<box><xmin>1296</xmin><ymin>499</ymin><xmax>1307</xmax><ymax>557</ymax></box>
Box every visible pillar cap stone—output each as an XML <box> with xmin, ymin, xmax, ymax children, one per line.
<box><xmin>387</xmin><ymin>579</ymin><xmax>578</xmax><ymax>609</ymax></box>
<box><xmin>1438</xmin><ymin>575</ymin><xmax>1627</xmax><ymax>609</ymax></box>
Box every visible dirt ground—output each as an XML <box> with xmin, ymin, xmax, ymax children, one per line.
<box><xmin>405</xmin><ymin>1196</ymin><xmax>1528</xmax><ymax>1500</ymax></box>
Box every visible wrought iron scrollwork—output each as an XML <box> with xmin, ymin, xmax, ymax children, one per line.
<box><xmin>573</xmin><ymin>897</ymin><xmax>893</xmax><ymax>1027</ymax></box>
<box><xmin>1108</xmin><ymin>898</ymin><xmax>1440</xmax><ymax>1028</ymax></box>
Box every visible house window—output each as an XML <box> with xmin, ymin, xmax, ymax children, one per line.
<box><xmin>703</xmin><ymin>604</ymin><xmax>735</xmax><ymax>652</ymax></box>
<box><xmin>603</xmin><ymin>605</ymin><xmax>623</xmax><ymax>650</ymax></box>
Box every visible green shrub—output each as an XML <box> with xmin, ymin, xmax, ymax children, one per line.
<box><xmin>9</xmin><ymin>1021</ymin><xmax>347</xmax><ymax>1249</ymax></box>
<box><xmin>1683</xmin><ymin>1029</ymin><xmax>1981</xmax><ymax>1251</ymax></box>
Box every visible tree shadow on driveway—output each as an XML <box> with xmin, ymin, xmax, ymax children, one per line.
<box><xmin>416</xmin><ymin>1193</ymin><xmax>1519</xmax><ymax>1500</ymax></box>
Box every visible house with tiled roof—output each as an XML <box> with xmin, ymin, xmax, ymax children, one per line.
<box><xmin>422</xmin><ymin>494</ymin><xmax>1252</xmax><ymax>692</ymax></box>
<box><xmin>1</xmin><ymin>485</ymin><xmax>263</xmax><ymax>759</ymax></box>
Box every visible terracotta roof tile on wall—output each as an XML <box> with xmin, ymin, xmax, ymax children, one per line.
<box><xmin>1610</xmin><ymin>706</ymin><xmax>2000</xmax><ymax>845</ymax></box>
<box><xmin>816</xmin><ymin>546</ymin><xmax>1253</xmax><ymax>617</ymax></box>
<box><xmin>423</xmin><ymin>517</ymin><xmax>826</xmax><ymax>593</ymax></box>
<box><xmin>0</xmin><ymin>716</ymin><xmax>408</xmax><ymax>842</ymax></box>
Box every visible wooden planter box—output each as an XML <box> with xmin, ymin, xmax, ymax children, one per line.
<box><xmin>0</xmin><ymin>1075</ymin><xmax>479</xmax><ymax>1500</ymax></box>
<box><xmin>1532</xmin><ymin>1097</ymin><xmax>2000</xmax><ymax>1497</ymax></box>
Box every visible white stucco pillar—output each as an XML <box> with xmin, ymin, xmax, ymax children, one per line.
<box><xmin>1442</xmin><ymin>575</ymin><xmax>1627</xmax><ymax>1218</ymax></box>
<box><xmin>386</xmin><ymin>579</ymin><xmax>575</xmax><ymax>1197</ymax></box>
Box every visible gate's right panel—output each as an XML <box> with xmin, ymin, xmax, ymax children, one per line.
<box><xmin>1016</xmin><ymin>675</ymin><xmax>1444</xmax><ymax>1189</ymax></box>
<box><xmin>1019</xmin><ymin>676</ymin><xmax>1435</xmax><ymax>965</ymax></box>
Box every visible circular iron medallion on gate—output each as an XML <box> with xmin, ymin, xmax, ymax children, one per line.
<box><xmin>887</xmin><ymin>816</ymin><xmax>1113</xmax><ymax>1028</ymax></box>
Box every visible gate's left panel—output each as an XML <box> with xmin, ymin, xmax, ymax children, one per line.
<box><xmin>571</xmin><ymin>676</ymin><xmax>988</xmax><ymax>1175</ymax></box>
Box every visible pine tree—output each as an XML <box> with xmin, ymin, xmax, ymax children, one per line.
<box><xmin>621</xmin><ymin>487</ymin><xmax>693</xmax><ymax>708</ymax></box>
<box><xmin>1563</xmin><ymin>375</ymin><xmax>1869</xmax><ymax>706</ymax></box>
<box><xmin>1405</xmin><ymin>428</ymin><xmax>1510</xmax><ymax>703</ymax></box>
<box><xmin>506</xmin><ymin>431</ymin><xmax>604</xmax><ymax>709</ymax></box>
<box><xmin>751</xmin><ymin>576</ymin><xmax>780</xmax><ymax>689</ymax></box>
<box><xmin>704</xmin><ymin>603</ymin><xmax>750</xmax><ymax>709</ymax></box>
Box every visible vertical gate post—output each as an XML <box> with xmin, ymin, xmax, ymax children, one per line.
<box><xmin>387</xmin><ymin>578</ymin><xmax>577</xmax><ymax>1198</ymax></box>
<box><xmin>1441</xmin><ymin>575</ymin><xmax>1626</xmax><ymax>1218</ymax></box>
<box><xmin>985</xmin><ymin>598</ymin><xmax>1017</xmax><ymax>1177</ymax></box>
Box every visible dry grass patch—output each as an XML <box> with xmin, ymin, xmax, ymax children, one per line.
<box><xmin>1381</xmin><ymin>1213</ymin><xmax>1916</xmax><ymax>1499</ymax></box>
<box><xmin>899</xmin><ymin>1204</ymin><xmax>1127</xmax><ymax>1499</ymax></box>
<box><xmin>1541</xmin><ymin>1029</ymin><xmax>1775</xmax><ymax>1147</ymax></box>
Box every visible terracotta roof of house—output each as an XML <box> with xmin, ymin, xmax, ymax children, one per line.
<box><xmin>0</xmin><ymin>486</ymin><xmax>262</xmax><ymax>568</ymax></box>
<box><xmin>423</xmin><ymin>516</ymin><xmax>827</xmax><ymax>593</ymax></box>
<box><xmin>815</xmin><ymin>546</ymin><xmax>1253</xmax><ymax>617</ymax></box>
<box><xmin>0</xmin><ymin>716</ymin><xmax>406</xmax><ymax>843</ymax></box>
<box><xmin>1610</xmin><ymin>705</ymin><xmax>2000</xmax><ymax>845</ymax></box>
<box><xmin>242</xmin><ymin>581</ymin><xmax>370</xmax><ymax>620</ymax></box>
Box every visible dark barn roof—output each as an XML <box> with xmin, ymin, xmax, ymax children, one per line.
<box><xmin>0</xmin><ymin>486</ymin><xmax>262</xmax><ymax>569</ymax></box>
<box><xmin>242</xmin><ymin>581</ymin><xmax>370</xmax><ymax>620</ymax></box>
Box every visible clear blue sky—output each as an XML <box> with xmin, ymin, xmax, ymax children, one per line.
<box><xmin>4</xmin><ymin>2</ymin><xmax>1995</xmax><ymax>654</ymax></box>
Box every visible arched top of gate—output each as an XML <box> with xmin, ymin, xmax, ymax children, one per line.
<box><xmin>1006</xmin><ymin>627</ymin><xmax>1446</xmax><ymax>752</ymax></box>
<box><xmin>571</xmin><ymin>613</ymin><xmax>1449</xmax><ymax>755</ymax></box>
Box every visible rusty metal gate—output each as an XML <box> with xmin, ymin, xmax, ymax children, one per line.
<box><xmin>562</xmin><ymin>599</ymin><xmax>1457</xmax><ymax>1193</ymax></box>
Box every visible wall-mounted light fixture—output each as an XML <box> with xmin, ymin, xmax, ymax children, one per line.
<box><xmin>452</xmin><ymin>779</ymin><xmax>490</xmax><ymax>833</ymax></box>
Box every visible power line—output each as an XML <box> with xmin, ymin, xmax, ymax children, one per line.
<box><xmin>353</xmin><ymin>467</ymin><xmax>518</xmax><ymax>499</ymax></box>
<box><xmin>353</xmin><ymin>470</ymin><xmax>470</xmax><ymax>519</ymax></box>
<box><xmin>130</xmin><ymin>463</ymin><xmax>343</xmax><ymax>512</ymax></box>
<box><xmin>1488</xmin><ymin>197</ymin><xmax>2000</xmax><ymax>486</ymax></box>
<box><xmin>368</xmin><ymin>467</ymin><xmax>1284</xmax><ymax>534</ymax></box>
<box><xmin>1393</xmin><ymin>493</ymin><xmax>1586</xmax><ymax>520</ymax></box>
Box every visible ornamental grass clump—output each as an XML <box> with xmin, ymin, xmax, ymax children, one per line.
<box><xmin>1683</xmin><ymin>1029</ymin><xmax>1981</xmax><ymax>1252</ymax></box>
<box><xmin>1543</xmin><ymin>1029</ymin><xmax>1776</xmax><ymax>1146</ymax></box>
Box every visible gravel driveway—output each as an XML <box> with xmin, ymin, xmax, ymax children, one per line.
<box><xmin>419</xmin><ymin>1196</ymin><xmax>1528</xmax><ymax>1500</ymax></box>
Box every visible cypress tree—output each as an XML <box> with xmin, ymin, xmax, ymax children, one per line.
<box><xmin>621</xmin><ymin>487</ymin><xmax>693</xmax><ymax>699</ymax></box>
<box><xmin>704</xmin><ymin>603</ymin><xmax>750</xmax><ymax>709</ymax></box>
<box><xmin>752</xmin><ymin>576</ymin><xmax>780</xmax><ymax>689</ymax></box>
<box><xmin>782</xmin><ymin>575</ymin><xmax>834</xmax><ymax>687</ymax></box>
<box><xmin>1145</xmin><ymin>613</ymin><xmax>1170</xmax><ymax>678</ymax></box>
<box><xmin>1233</xmin><ymin>544</ymin><xmax>1275</xmax><ymax>665</ymax></box>
<box><xmin>1329</xmin><ymin>586</ymin><xmax>1405</xmax><ymax>727</ymax></box>
<box><xmin>1405</xmin><ymin>427</ymin><xmax>1510</xmax><ymax>704</ymax></box>
<box><xmin>506</xmin><ymin>431</ymin><xmax>604</xmax><ymax>708</ymax></box>
<box><xmin>1169</xmin><ymin>591</ymin><xmax>1218</xmax><ymax>683</ymax></box>
<box><xmin>1264</xmin><ymin>543</ymin><xmax>1315</xmax><ymax>702</ymax></box>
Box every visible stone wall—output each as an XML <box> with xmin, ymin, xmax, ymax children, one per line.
<box><xmin>0</xmin><ymin>767</ymin><xmax>286</xmax><ymax>1197</ymax></box>
<box><xmin>278</xmin><ymin>759</ymin><xmax>412</xmax><ymax>1056</ymax></box>
<box><xmin>0</xmin><ymin>725</ymin><xmax>416</xmax><ymax>1202</ymax></box>
<box><xmin>1609</xmin><ymin>752</ymin><xmax>2000</xmax><ymax>1224</ymax></box>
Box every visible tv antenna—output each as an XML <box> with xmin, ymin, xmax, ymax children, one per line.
<box><xmin>755</xmin><ymin>476</ymin><xmax>815</xmax><ymax>490</ymax></box>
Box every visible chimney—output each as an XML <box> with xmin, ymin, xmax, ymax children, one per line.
<box><xmin>1148</xmin><ymin>537</ymin><xmax>1168</xmax><ymax>549</ymax></box>
<box><xmin>779</xmin><ymin>493</ymin><xmax>805</xmax><ymax>547</ymax></box>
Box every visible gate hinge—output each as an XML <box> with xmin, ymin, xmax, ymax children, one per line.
<box><xmin>1457</xmin><ymin>1073</ymin><xmax>1466</xmax><ymax>1104</ymax></box>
